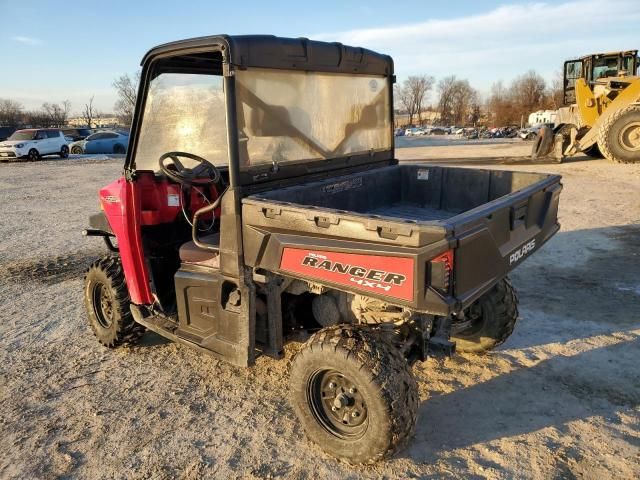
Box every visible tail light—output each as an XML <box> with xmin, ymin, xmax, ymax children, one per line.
<box><xmin>428</xmin><ymin>249</ymin><xmax>454</xmax><ymax>295</ymax></box>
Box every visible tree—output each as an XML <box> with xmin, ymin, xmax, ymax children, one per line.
<box><xmin>511</xmin><ymin>70</ymin><xmax>547</xmax><ymax>117</ymax></box>
<box><xmin>42</xmin><ymin>100</ymin><xmax>71</xmax><ymax>126</ymax></box>
<box><xmin>437</xmin><ymin>76</ymin><xmax>478</xmax><ymax>125</ymax></box>
<box><xmin>548</xmin><ymin>70</ymin><xmax>564</xmax><ymax>110</ymax></box>
<box><xmin>395</xmin><ymin>75</ymin><xmax>434</xmax><ymax>126</ymax></box>
<box><xmin>82</xmin><ymin>96</ymin><xmax>99</xmax><ymax>128</ymax></box>
<box><xmin>113</xmin><ymin>72</ymin><xmax>140</xmax><ymax>126</ymax></box>
<box><xmin>0</xmin><ymin>99</ymin><xmax>24</xmax><ymax>126</ymax></box>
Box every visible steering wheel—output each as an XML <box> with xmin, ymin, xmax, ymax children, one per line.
<box><xmin>158</xmin><ymin>151</ymin><xmax>221</xmax><ymax>186</ymax></box>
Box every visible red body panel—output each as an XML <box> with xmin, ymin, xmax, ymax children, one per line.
<box><xmin>100</xmin><ymin>177</ymin><xmax>154</xmax><ymax>304</ymax></box>
<box><xmin>99</xmin><ymin>173</ymin><xmax>219</xmax><ymax>305</ymax></box>
<box><xmin>280</xmin><ymin>248</ymin><xmax>415</xmax><ymax>301</ymax></box>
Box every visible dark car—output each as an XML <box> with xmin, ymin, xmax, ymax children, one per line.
<box><xmin>62</xmin><ymin>127</ymin><xmax>93</xmax><ymax>141</ymax></box>
<box><xmin>0</xmin><ymin>126</ymin><xmax>17</xmax><ymax>141</ymax></box>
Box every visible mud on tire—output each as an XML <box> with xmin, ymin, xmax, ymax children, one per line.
<box><xmin>452</xmin><ymin>277</ymin><xmax>519</xmax><ymax>353</ymax></box>
<box><xmin>84</xmin><ymin>255</ymin><xmax>144</xmax><ymax>347</ymax></box>
<box><xmin>289</xmin><ymin>325</ymin><xmax>419</xmax><ymax>465</ymax></box>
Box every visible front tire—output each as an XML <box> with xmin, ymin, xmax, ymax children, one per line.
<box><xmin>597</xmin><ymin>106</ymin><xmax>640</xmax><ymax>163</ymax></box>
<box><xmin>28</xmin><ymin>148</ymin><xmax>40</xmax><ymax>161</ymax></box>
<box><xmin>451</xmin><ymin>278</ymin><xmax>519</xmax><ymax>353</ymax></box>
<box><xmin>84</xmin><ymin>255</ymin><xmax>144</xmax><ymax>347</ymax></box>
<box><xmin>71</xmin><ymin>146</ymin><xmax>83</xmax><ymax>154</ymax></box>
<box><xmin>289</xmin><ymin>325</ymin><xmax>418</xmax><ymax>465</ymax></box>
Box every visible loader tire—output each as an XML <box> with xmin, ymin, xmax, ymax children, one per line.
<box><xmin>531</xmin><ymin>126</ymin><xmax>553</xmax><ymax>159</ymax></box>
<box><xmin>289</xmin><ymin>325</ymin><xmax>418</xmax><ymax>465</ymax></box>
<box><xmin>597</xmin><ymin>105</ymin><xmax>640</xmax><ymax>163</ymax></box>
<box><xmin>452</xmin><ymin>278</ymin><xmax>519</xmax><ymax>353</ymax></box>
<box><xmin>84</xmin><ymin>255</ymin><xmax>144</xmax><ymax>347</ymax></box>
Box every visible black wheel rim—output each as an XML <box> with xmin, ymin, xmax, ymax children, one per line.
<box><xmin>455</xmin><ymin>301</ymin><xmax>485</xmax><ymax>337</ymax></box>
<box><xmin>307</xmin><ymin>369</ymin><xmax>368</xmax><ymax>439</ymax></box>
<box><xmin>29</xmin><ymin>150</ymin><xmax>38</xmax><ymax>160</ymax></box>
<box><xmin>91</xmin><ymin>282</ymin><xmax>114</xmax><ymax>329</ymax></box>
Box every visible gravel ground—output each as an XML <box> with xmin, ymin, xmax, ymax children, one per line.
<box><xmin>1</xmin><ymin>146</ymin><xmax>639</xmax><ymax>479</ymax></box>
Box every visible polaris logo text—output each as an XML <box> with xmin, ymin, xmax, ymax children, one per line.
<box><xmin>510</xmin><ymin>239</ymin><xmax>536</xmax><ymax>265</ymax></box>
<box><xmin>301</xmin><ymin>255</ymin><xmax>407</xmax><ymax>292</ymax></box>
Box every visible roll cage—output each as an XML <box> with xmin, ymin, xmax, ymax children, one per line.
<box><xmin>124</xmin><ymin>35</ymin><xmax>396</xmax><ymax>188</ymax></box>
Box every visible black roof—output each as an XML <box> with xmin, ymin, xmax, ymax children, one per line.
<box><xmin>141</xmin><ymin>34</ymin><xmax>393</xmax><ymax>76</ymax></box>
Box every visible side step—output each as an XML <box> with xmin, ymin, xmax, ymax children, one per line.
<box><xmin>130</xmin><ymin>305</ymin><xmax>222</xmax><ymax>359</ymax></box>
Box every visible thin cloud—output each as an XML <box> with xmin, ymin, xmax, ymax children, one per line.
<box><xmin>12</xmin><ymin>35</ymin><xmax>43</xmax><ymax>46</ymax></box>
<box><xmin>312</xmin><ymin>0</ymin><xmax>640</xmax><ymax>90</ymax></box>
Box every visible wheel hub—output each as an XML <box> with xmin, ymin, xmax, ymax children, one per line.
<box><xmin>308</xmin><ymin>369</ymin><xmax>368</xmax><ymax>438</ymax></box>
<box><xmin>92</xmin><ymin>283</ymin><xmax>114</xmax><ymax>328</ymax></box>
<box><xmin>619</xmin><ymin>121</ymin><xmax>640</xmax><ymax>152</ymax></box>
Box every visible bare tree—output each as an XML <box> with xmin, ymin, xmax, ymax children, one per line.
<box><xmin>113</xmin><ymin>72</ymin><xmax>140</xmax><ymax>126</ymax></box>
<box><xmin>82</xmin><ymin>96</ymin><xmax>99</xmax><ymax>128</ymax></box>
<box><xmin>42</xmin><ymin>100</ymin><xmax>72</xmax><ymax>126</ymax></box>
<box><xmin>0</xmin><ymin>99</ymin><xmax>24</xmax><ymax>126</ymax></box>
<box><xmin>438</xmin><ymin>76</ymin><xmax>478</xmax><ymax>125</ymax></box>
<box><xmin>548</xmin><ymin>70</ymin><xmax>564</xmax><ymax>109</ymax></box>
<box><xmin>395</xmin><ymin>75</ymin><xmax>435</xmax><ymax>126</ymax></box>
<box><xmin>511</xmin><ymin>70</ymin><xmax>547</xmax><ymax>116</ymax></box>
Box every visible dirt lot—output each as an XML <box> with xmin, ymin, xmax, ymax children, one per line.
<box><xmin>1</xmin><ymin>142</ymin><xmax>639</xmax><ymax>479</ymax></box>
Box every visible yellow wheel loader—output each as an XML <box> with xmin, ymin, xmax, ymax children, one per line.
<box><xmin>532</xmin><ymin>50</ymin><xmax>640</xmax><ymax>163</ymax></box>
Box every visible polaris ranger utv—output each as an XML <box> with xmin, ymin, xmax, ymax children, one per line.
<box><xmin>83</xmin><ymin>35</ymin><xmax>562</xmax><ymax>464</ymax></box>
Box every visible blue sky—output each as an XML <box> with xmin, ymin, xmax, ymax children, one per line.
<box><xmin>1</xmin><ymin>0</ymin><xmax>639</xmax><ymax>114</ymax></box>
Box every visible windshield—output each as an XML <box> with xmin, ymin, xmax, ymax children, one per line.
<box><xmin>8</xmin><ymin>131</ymin><xmax>36</xmax><ymax>141</ymax></box>
<box><xmin>235</xmin><ymin>69</ymin><xmax>391</xmax><ymax>170</ymax></box>
<box><xmin>134</xmin><ymin>72</ymin><xmax>228</xmax><ymax>171</ymax></box>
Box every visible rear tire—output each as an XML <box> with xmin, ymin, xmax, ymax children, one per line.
<box><xmin>289</xmin><ymin>325</ymin><xmax>418</xmax><ymax>464</ymax></box>
<box><xmin>84</xmin><ymin>255</ymin><xmax>144</xmax><ymax>347</ymax></box>
<box><xmin>113</xmin><ymin>144</ymin><xmax>126</xmax><ymax>154</ymax></box>
<box><xmin>597</xmin><ymin>106</ymin><xmax>640</xmax><ymax>163</ymax></box>
<box><xmin>451</xmin><ymin>278</ymin><xmax>519</xmax><ymax>353</ymax></box>
<box><xmin>59</xmin><ymin>145</ymin><xmax>69</xmax><ymax>158</ymax></box>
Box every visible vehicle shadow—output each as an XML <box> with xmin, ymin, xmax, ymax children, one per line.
<box><xmin>404</xmin><ymin>333</ymin><xmax>640</xmax><ymax>463</ymax></box>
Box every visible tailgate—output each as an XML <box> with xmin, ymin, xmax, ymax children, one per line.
<box><xmin>450</xmin><ymin>173</ymin><xmax>562</xmax><ymax>306</ymax></box>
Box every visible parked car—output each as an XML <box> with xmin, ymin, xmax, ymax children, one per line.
<box><xmin>62</xmin><ymin>127</ymin><xmax>93</xmax><ymax>142</ymax></box>
<box><xmin>519</xmin><ymin>123</ymin><xmax>554</xmax><ymax>140</ymax></box>
<box><xmin>69</xmin><ymin>131</ymin><xmax>129</xmax><ymax>154</ymax></box>
<box><xmin>0</xmin><ymin>128</ymin><xmax>69</xmax><ymax>160</ymax></box>
<box><xmin>0</xmin><ymin>126</ymin><xmax>17</xmax><ymax>141</ymax></box>
<box><xmin>394</xmin><ymin>128</ymin><xmax>405</xmax><ymax>136</ymax></box>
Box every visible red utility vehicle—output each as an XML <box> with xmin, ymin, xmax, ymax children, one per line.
<box><xmin>83</xmin><ymin>35</ymin><xmax>562</xmax><ymax>464</ymax></box>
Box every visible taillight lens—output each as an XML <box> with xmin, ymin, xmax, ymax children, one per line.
<box><xmin>429</xmin><ymin>249</ymin><xmax>454</xmax><ymax>294</ymax></box>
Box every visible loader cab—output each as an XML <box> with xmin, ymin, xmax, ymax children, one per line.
<box><xmin>563</xmin><ymin>50</ymin><xmax>639</xmax><ymax>105</ymax></box>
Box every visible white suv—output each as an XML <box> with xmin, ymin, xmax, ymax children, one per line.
<box><xmin>0</xmin><ymin>128</ymin><xmax>69</xmax><ymax>160</ymax></box>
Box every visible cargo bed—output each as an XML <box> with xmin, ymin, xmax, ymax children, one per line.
<box><xmin>242</xmin><ymin>164</ymin><xmax>562</xmax><ymax>314</ymax></box>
